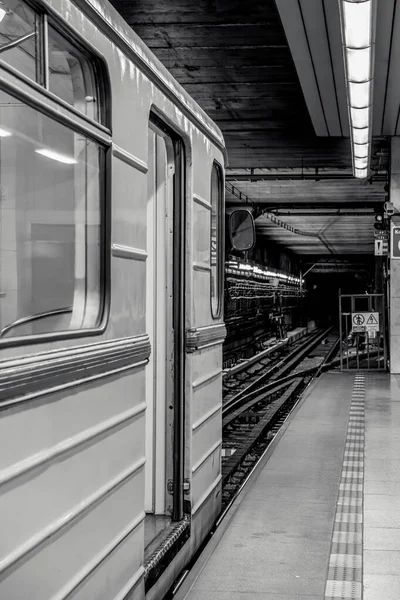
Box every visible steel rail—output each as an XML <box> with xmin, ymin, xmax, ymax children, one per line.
<box><xmin>221</xmin><ymin>378</ymin><xmax>304</xmax><ymax>486</ymax></box>
<box><xmin>315</xmin><ymin>333</ymin><xmax>342</xmax><ymax>378</ymax></box>
<box><xmin>225</xmin><ymin>328</ymin><xmax>324</xmax><ymax>399</ymax></box>
<box><xmin>222</xmin><ymin>378</ymin><xmax>296</xmax><ymax>427</ymax></box>
<box><xmin>167</xmin><ymin>331</ymin><xmax>339</xmax><ymax>599</ymax></box>
<box><xmin>223</xmin><ymin>329</ymin><xmax>307</xmax><ymax>378</ymax></box>
<box><xmin>268</xmin><ymin>326</ymin><xmax>332</xmax><ymax>382</ymax></box>
<box><xmin>224</xmin><ymin>327</ymin><xmax>331</xmax><ymax>412</ymax></box>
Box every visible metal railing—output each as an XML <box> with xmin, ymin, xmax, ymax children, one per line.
<box><xmin>339</xmin><ymin>293</ymin><xmax>387</xmax><ymax>371</ymax></box>
<box><xmin>0</xmin><ymin>307</ymin><xmax>73</xmax><ymax>338</ymax></box>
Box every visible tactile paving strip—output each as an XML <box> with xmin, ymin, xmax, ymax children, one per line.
<box><xmin>325</xmin><ymin>373</ymin><xmax>365</xmax><ymax>599</ymax></box>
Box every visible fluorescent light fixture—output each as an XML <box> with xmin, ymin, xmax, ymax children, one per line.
<box><xmin>342</xmin><ymin>0</ymin><xmax>372</xmax><ymax>48</ymax></box>
<box><xmin>354</xmin><ymin>156</ymin><xmax>368</xmax><ymax>169</ymax></box>
<box><xmin>0</xmin><ymin>7</ymin><xmax>6</xmax><ymax>22</ymax></box>
<box><xmin>349</xmin><ymin>81</ymin><xmax>371</xmax><ymax>108</ymax></box>
<box><xmin>353</xmin><ymin>127</ymin><xmax>369</xmax><ymax>144</ymax></box>
<box><xmin>346</xmin><ymin>47</ymin><xmax>372</xmax><ymax>82</ymax></box>
<box><xmin>35</xmin><ymin>148</ymin><xmax>77</xmax><ymax>164</ymax></box>
<box><xmin>350</xmin><ymin>106</ymin><xmax>369</xmax><ymax>128</ymax></box>
<box><xmin>238</xmin><ymin>263</ymin><xmax>252</xmax><ymax>271</ymax></box>
<box><xmin>225</xmin><ymin>261</ymin><xmax>302</xmax><ymax>287</ymax></box>
<box><xmin>355</xmin><ymin>167</ymin><xmax>368</xmax><ymax>178</ymax></box>
<box><xmin>340</xmin><ymin>0</ymin><xmax>376</xmax><ymax>179</ymax></box>
<box><xmin>0</xmin><ymin>127</ymin><xmax>12</xmax><ymax>137</ymax></box>
<box><xmin>354</xmin><ymin>142</ymin><xmax>369</xmax><ymax>158</ymax></box>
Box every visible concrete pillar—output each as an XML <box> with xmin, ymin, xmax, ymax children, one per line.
<box><xmin>389</xmin><ymin>137</ymin><xmax>400</xmax><ymax>372</ymax></box>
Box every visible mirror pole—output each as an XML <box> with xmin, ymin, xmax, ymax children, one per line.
<box><xmin>299</xmin><ymin>268</ymin><xmax>303</xmax><ymax>327</ymax></box>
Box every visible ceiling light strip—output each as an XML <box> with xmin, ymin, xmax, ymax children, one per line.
<box><xmin>339</xmin><ymin>0</ymin><xmax>377</xmax><ymax>179</ymax></box>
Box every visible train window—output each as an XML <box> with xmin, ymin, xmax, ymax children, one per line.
<box><xmin>0</xmin><ymin>0</ymin><xmax>39</xmax><ymax>83</ymax></box>
<box><xmin>210</xmin><ymin>161</ymin><xmax>223</xmax><ymax>318</ymax></box>
<box><xmin>0</xmin><ymin>88</ymin><xmax>103</xmax><ymax>339</ymax></box>
<box><xmin>0</xmin><ymin>1</ymin><xmax>102</xmax><ymax>123</ymax></box>
<box><xmin>48</xmin><ymin>25</ymin><xmax>99</xmax><ymax>122</ymax></box>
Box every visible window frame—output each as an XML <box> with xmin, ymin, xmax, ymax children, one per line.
<box><xmin>210</xmin><ymin>160</ymin><xmax>224</xmax><ymax>320</ymax></box>
<box><xmin>0</xmin><ymin>2</ymin><xmax>111</xmax><ymax>348</ymax></box>
<box><xmin>44</xmin><ymin>14</ymin><xmax>110</xmax><ymax>125</ymax></box>
<box><xmin>0</xmin><ymin>0</ymin><xmax>111</xmax><ymax>127</ymax></box>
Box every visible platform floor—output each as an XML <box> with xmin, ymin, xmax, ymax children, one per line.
<box><xmin>177</xmin><ymin>371</ymin><xmax>400</xmax><ymax>600</ymax></box>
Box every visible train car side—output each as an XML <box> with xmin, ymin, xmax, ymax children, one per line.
<box><xmin>0</xmin><ymin>1</ymin><xmax>225</xmax><ymax>598</ymax></box>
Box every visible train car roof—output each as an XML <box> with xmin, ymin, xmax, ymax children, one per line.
<box><xmin>74</xmin><ymin>0</ymin><xmax>226</xmax><ymax>156</ymax></box>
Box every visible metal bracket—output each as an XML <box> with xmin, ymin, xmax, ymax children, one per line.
<box><xmin>167</xmin><ymin>479</ymin><xmax>191</xmax><ymax>495</ymax></box>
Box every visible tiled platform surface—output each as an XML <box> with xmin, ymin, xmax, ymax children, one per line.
<box><xmin>177</xmin><ymin>371</ymin><xmax>400</xmax><ymax>600</ymax></box>
<box><xmin>364</xmin><ymin>373</ymin><xmax>400</xmax><ymax>600</ymax></box>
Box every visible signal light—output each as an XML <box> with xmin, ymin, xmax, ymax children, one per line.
<box><xmin>374</xmin><ymin>214</ymin><xmax>385</xmax><ymax>231</ymax></box>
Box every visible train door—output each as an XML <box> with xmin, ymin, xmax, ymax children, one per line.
<box><xmin>145</xmin><ymin>118</ymin><xmax>185</xmax><ymax>522</ymax></box>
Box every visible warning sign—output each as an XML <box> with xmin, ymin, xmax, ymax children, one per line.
<box><xmin>352</xmin><ymin>314</ymin><xmax>365</xmax><ymax>326</ymax></box>
<box><xmin>351</xmin><ymin>312</ymin><xmax>380</xmax><ymax>333</ymax></box>
<box><xmin>366</xmin><ymin>313</ymin><xmax>378</xmax><ymax>325</ymax></box>
<box><xmin>375</xmin><ymin>239</ymin><xmax>383</xmax><ymax>256</ymax></box>
<box><xmin>352</xmin><ymin>312</ymin><xmax>365</xmax><ymax>332</ymax></box>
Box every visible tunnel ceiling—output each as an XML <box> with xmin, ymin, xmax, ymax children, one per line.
<box><xmin>110</xmin><ymin>0</ymin><xmax>389</xmax><ymax>258</ymax></box>
<box><xmin>255</xmin><ymin>211</ymin><xmax>376</xmax><ymax>256</ymax></box>
<box><xmin>109</xmin><ymin>0</ymin><xmax>357</xmax><ymax>169</ymax></box>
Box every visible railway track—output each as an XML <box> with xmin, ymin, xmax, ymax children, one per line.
<box><xmin>223</xmin><ymin>327</ymin><xmax>332</xmax><ymax>407</ymax></box>
<box><xmin>167</xmin><ymin>328</ymin><xmax>341</xmax><ymax>599</ymax></box>
<box><xmin>221</xmin><ymin>328</ymin><xmax>340</xmax><ymax>510</ymax></box>
<box><xmin>223</xmin><ymin>328</ymin><xmax>279</xmax><ymax>370</ymax></box>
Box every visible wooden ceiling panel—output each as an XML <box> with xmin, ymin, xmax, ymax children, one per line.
<box><xmin>110</xmin><ymin>0</ymin><xmax>353</xmax><ymax>169</ymax></box>
<box><xmin>192</xmin><ymin>97</ymin><xmax>301</xmax><ymax>113</ymax></box>
<box><xmin>255</xmin><ymin>213</ymin><xmax>376</xmax><ymax>255</ymax></box>
<box><xmin>112</xmin><ymin>0</ymin><xmax>283</xmax><ymax>25</ymax></box>
<box><xmin>167</xmin><ymin>67</ymin><xmax>300</xmax><ymax>85</ymax></box>
<box><xmin>225</xmin><ymin>151</ymin><xmax>351</xmax><ymax>169</ymax></box>
<box><xmin>132</xmin><ymin>23</ymin><xmax>286</xmax><ymax>48</ymax></box>
<box><xmin>109</xmin><ymin>0</ymin><xmax>393</xmax><ymax>169</ymax></box>
<box><xmin>225</xmin><ymin>178</ymin><xmax>386</xmax><ymax>205</ymax></box>
<box><xmin>149</xmin><ymin>47</ymin><xmax>291</xmax><ymax>69</ymax></box>
<box><xmin>110</xmin><ymin>0</ymin><xmax>389</xmax><ymax>258</ymax></box>
<box><xmin>182</xmin><ymin>83</ymin><xmax>300</xmax><ymax>100</ymax></box>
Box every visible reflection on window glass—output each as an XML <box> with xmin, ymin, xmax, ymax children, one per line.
<box><xmin>0</xmin><ymin>0</ymin><xmax>38</xmax><ymax>82</ymax></box>
<box><xmin>210</xmin><ymin>162</ymin><xmax>222</xmax><ymax>317</ymax></box>
<box><xmin>48</xmin><ymin>26</ymin><xmax>99</xmax><ymax>121</ymax></box>
<box><xmin>0</xmin><ymin>89</ymin><xmax>103</xmax><ymax>339</ymax></box>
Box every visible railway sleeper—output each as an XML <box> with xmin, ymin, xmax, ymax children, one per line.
<box><xmin>222</xmin><ymin>378</ymin><xmax>303</xmax><ymax>486</ymax></box>
<box><xmin>224</xmin><ymin>327</ymin><xmax>330</xmax><ymax>406</ymax></box>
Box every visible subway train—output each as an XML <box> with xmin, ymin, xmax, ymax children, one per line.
<box><xmin>0</xmin><ymin>0</ymin><xmax>254</xmax><ymax>598</ymax></box>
